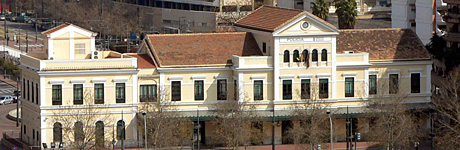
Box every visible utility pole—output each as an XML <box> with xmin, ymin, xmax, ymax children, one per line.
<box><xmin>272</xmin><ymin>106</ymin><xmax>275</xmax><ymax>150</ymax></box>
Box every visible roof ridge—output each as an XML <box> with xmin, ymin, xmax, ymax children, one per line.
<box><xmin>147</xmin><ymin>32</ymin><xmax>247</xmax><ymax>37</ymax></box>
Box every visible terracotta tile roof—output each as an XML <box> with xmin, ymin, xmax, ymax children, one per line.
<box><xmin>146</xmin><ymin>32</ymin><xmax>263</xmax><ymax>66</ymax></box>
<box><xmin>337</xmin><ymin>28</ymin><xmax>430</xmax><ymax>60</ymax></box>
<box><xmin>128</xmin><ymin>54</ymin><xmax>156</xmax><ymax>68</ymax></box>
<box><xmin>41</xmin><ymin>23</ymin><xmax>71</xmax><ymax>35</ymax></box>
<box><xmin>235</xmin><ymin>6</ymin><xmax>336</xmax><ymax>32</ymax></box>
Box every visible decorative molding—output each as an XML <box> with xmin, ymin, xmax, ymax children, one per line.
<box><xmin>251</xmin><ymin>75</ymin><xmax>266</xmax><ymax>80</ymax></box>
<box><xmin>342</xmin><ymin>72</ymin><xmax>357</xmax><ymax>76</ymax></box>
<box><xmin>113</xmin><ymin>78</ymin><xmax>129</xmax><ymax>82</ymax></box>
<box><xmin>214</xmin><ymin>74</ymin><xmax>229</xmax><ymax>79</ymax></box>
<box><xmin>70</xmin><ymin>79</ymin><xmax>86</xmax><ymax>83</ymax></box>
<box><xmin>169</xmin><ymin>76</ymin><xmax>184</xmax><ymax>80</ymax></box>
<box><xmin>409</xmin><ymin>68</ymin><xmax>423</xmax><ymax>72</ymax></box>
<box><xmin>279</xmin><ymin>75</ymin><xmax>295</xmax><ymax>79</ymax></box>
<box><xmin>191</xmin><ymin>75</ymin><xmax>207</xmax><ymax>80</ymax></box>
<box><xmin>91</xmin><ymin>78</ymin><xmax>107</xmax><ymax>83</ymax></box>
<box><xmin>298</xmin><ymin>74</ymin><xmax>313</xmax><ymax>78</ymax></box>
<box><xmin>49</xmin><ymin>79</ymin><xmax>64</xmax><ymax>84</ymax></box>
<box><xmin>316</xmin><ymin>74</ymin><xmax>331</xmax><ymax>78</ymax></box>
<box><xmin>368</xmin><ymin>70</ymin><xmax>379</xmax><ymax>74</ymax></box>
<box><xmin>388</xmin><ymin>69</ymin><xmax>401</xmax><ymax>73</ymax></box>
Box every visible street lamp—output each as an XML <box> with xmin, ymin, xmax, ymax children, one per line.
<box><xmin>326</xmin><ymin>110</ymin><xmax>333</xmax><ymax>150</ymax></box>
<box><xmin>142</xmin><ymin>112</ymin><xmax>147</xmax><ymax>150</ymax></box>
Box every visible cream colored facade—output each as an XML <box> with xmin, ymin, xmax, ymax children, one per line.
<box><xmin>21</xmin><ymin>7</ymin><xmax>432</xmax><ymax>148</ymax></box>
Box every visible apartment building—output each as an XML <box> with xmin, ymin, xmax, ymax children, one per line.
<box><xmin>277</xmin><ymin>0</ymin><xmax>392</xmax><ymax>13</ymax></box>
<box><xmin>20</xmin><ymin>6</ymin><xmax>432</xmax><ymax>148</ymax></box>
<box><xmin>443</xmin><ymin>0</ymin><xmax>460</xmax><ymax>49</ymax></box>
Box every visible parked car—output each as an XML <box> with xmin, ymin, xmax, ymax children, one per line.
<box><xmin>16</xmin><ymin>16</ymin><xmax>30</xmax><ymax>23</ymax></box>
<box><xmin>0</xmin><ymin>15</ymin><xmax>5</xmax><ymax>21</ymax></box>
<box><xmin>0</xmin><ymin>95</ymin><xmax>14</xmax><ymax>105</ymax></box>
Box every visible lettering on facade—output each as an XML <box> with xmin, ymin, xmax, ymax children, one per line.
<box><xmin>286</xmin><ymin>37</ymin><xmax>303</xmax><ymax>42</ymax></box>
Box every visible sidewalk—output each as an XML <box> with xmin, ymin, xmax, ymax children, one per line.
<box><xmin>0</xmin><ymin>71</ymin><xmax>18</xmax><ymax>88</ymax></box>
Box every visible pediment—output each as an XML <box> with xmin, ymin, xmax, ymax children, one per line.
<box><xmin>274</xmin><ymin>13</ymin><xmax>339</xmax><ymax>35</ymax></box>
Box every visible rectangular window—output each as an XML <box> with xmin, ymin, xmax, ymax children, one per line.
<box><xmin>217</xmin><ymin>80</ymin><xmax>227</xmax><ymax>100</ymax></box>
<box><xmin>171</xmin><ymin>81</ymin><xmax>181</xmax><ymax>101</ymax></box>
<box><xmin>52</xmin><ymin>85</ymin><xmax>62</xmax><ymax>105</ymax></box>
<box><xmin>23</xmin><ymin>79</ymin><xmax>25</xmax><ymax>98</ymax></box>
<box><xmin>75</xmin><ymin>43</ymin><xmax>85</xmax><ymax>54</ymax></box>
<box><xmin>73</xmin><ymin>84</ymin><xmax>83</xmax><ymax>105</ymax></box>
<box><xmin>283</xmin><ymin>80</ymin><xmax>292</xmax><ymax>100</ymax></box>
<box><xmin>345</xmin><ymin>77</ymin><xmax>354</xmax><ymax>97</ymax></box>
<box><xmin>140</xmin><ymin>85</ymin><xmax>157</xmax><ymax>102</ymax></box>
<box><xmin>194</xmin><ymin>80</ymin><xmax>204</xmax><ymax>100</ymax></box>
<box><xmin>31</xmin><ymin>82</ymin><xmax>34</xmax><ymax>103</ymax></box>
<box><xmin>234</xmin><ymin>80</ymin><xmax>238</xmax><ymax>101</ymax></box>
<box><xmin>36</xmin><ymin>83</ymin><xmax>39</xmax><ymax>105</ymax></box>
<box><xmin>369</xmin><ymin>75</ymin><xmax>377</xmax><ymax>95</ymax></box>
<box><xmin>262</xmin><ymin>42</ymin><xmax>267</xmax><ymax>53</ymax></box>
<box><xmin>116</xmin><ymin>83</ymin><xmax>126</xmax><ymax>103</ymax></box>
<box><xmin>411</xmin><ymin>73</ymin><xmax>420</xmax><ymax>93</ymax></box>
<box><xmin>319</xmin><ymin>79</ymin><xmax>329</xmax><ymax>98</ymax></box>
<box><xmin>254</xmin><ymin>80</ymin><xmax>263</xmax><ymax>100</ymax></box>
<box><xmin>27</xmin><ymin>80</ymin><xmax>29</xmax><ymax>101</ymax></box>
<box><xmin>33</xmin><ymin>129</ymin><xmax>35</xmax><ymax>139</ymax></box>
<box><xmin>389</xmin><ymin>74</ymin><xmax>399</xmax><ymax>94</ymax></box>
<box><xmin>94</xmin><ymin>84</ymin><xmax>104</xmax><ymax>104</ymax></box>
<box><xmin>301</xmin><ymin>79</ymin><xmax>311</xmax><ymax>99</ymax></box>
<box><xmin>24</xmin><ymin>125</ymin><xmax>26</xmax><ymax>134</ymax></box>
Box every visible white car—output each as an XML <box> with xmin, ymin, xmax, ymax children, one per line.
<box><xmin>0</xmin><ymin>96</ymin><xmax>14</xmax><ymax>105</ymax></box>
<box><xmin>0</xmin><ymin>16</ymin><xmax>5</xmax><ymax>21</ymax></box>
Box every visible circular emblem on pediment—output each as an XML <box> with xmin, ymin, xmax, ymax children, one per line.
<box><xmin>300</xmin><ymin>21</ymin><xmax>310</xmax><ymax>30</ymax></box>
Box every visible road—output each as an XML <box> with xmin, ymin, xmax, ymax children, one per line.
<box><xmin>0</xmin><ymin>80</ymin><xmax>20</xmax><ymax>150</ymax></box>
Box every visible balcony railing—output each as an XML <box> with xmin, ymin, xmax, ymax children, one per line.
<box><xmin>140</xmin><ymin>95</ymin><xmax>157</xmax><ymax>102</ymax></box>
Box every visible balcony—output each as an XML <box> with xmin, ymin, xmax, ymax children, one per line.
<box><xmin>232</xmin><ymin>56</ymin><xmax>273</xmax><ymax>70</ymax></box>
<box><xmin>139</xmin><ymin>95</ymin><xmax>157</xmax><ymax>102</ymax></box>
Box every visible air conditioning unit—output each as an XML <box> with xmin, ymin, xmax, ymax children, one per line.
<box><xmin>92</xmin><ymin>51</ymin><xmax>99</xmax><ymax>59</ymax></box>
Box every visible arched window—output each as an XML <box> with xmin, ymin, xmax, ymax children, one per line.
<box><xmin>283</xmin><ymin>50</ymin><xmax>290</xmax><ymax>63</ymax></box>
<box><xmin>293</xmin><ymin>50</ymin><xmax>300</xmax><ymax>62</ymax></box>
<box><xmin>302</xmin><ymin>50</ymin><xmax>309</xmax><ymax>62</ymax></box>
<box><xmin>53</xmin><ymin>122</ymin><xmax>62</xmax><ymax>142</ymax></box>
<box><xmin>117</xmin><ymin>120</ymin><xmax>125</xmax><ymax>140</ymax></box>
<box><xmin>312</xmin><ymin>49</ymin><xmax>318</xmax><ymax>61</ymax></box>
<box><xmin>74</xmin><ymin>121</ymin><xmax>84</xmax><ymax>143</ymax></box>
<box><xmin>321</xmin><ymin>49</ymin><xmax>328</xmax><ymax>61</ymax></box>
<box><xmin>95</xmin><ymin>121</ymin><xmax>104</xmax><ymax>148</ymax></box>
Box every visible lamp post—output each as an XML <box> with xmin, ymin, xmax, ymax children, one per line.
<box><xmin>142</xmin><ymin>112</ymin><xmax>147</xmax><ymax>150</ymax></box>
<box><xmin>327</xmin><ymin>110</ymin><xmax>333</xmax><ymax>150</ymax></box>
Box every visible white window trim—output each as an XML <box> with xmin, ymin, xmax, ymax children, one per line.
<box><xmin>113</xmin><ymin>78</ymin><xmax>128</xmax><ymax>83</ymax></box>
<box><xmin>252</xmin><ymin>79</ymin><xmax>265</xmax><ymax>100</ymax></box>
<box><xmin>216</xmin><ymin>78</ymin><xmax>228</xmax><ymax>100</ymax></box>
<box><xmin>251</xmin><ymin>75</ymin><xmax>266</xmax><ymax>80</ymax></box>
<box><xmin>51</xmin><ymin>83</ymin><xmax>63</xmax><ymax>104</ymax></box>
<box><xmin>388</xmin><ymin>73</ymin><xmax>400</xmax><ymax>94</ymax></box>
<box><xmin>114</xmin><ymin>81</ymin><xmax>127</xmax><ymax>103</ymax></box>
<box><xmin>92</xmin><ymin>78</ymin><xmax>107</xmax><ymax>83</ymax></box>
<box><xmin>192</xmin><ymin>79</ymin><xmax>205</xmax><ymax>101</ymax></box>
<box><xmin>49</xmin><ymin>79</ymin><xmax>65</xmax><ymax>84</ymax></box>
<box><xmin>342</xmin><ymin>72</ymin><xmax>357</xmax><ymax>77</ymax></box>
<box><xmin>191</xmin><ymin>75</ymin><xmax>206</xmax><ymax>80</ymax></box>
<box><xmin>70</xmin><ymin>79</ymin><xmax>86</xmax><ymax>84</ymax></box>
<box><xmin>71</xmin><ymin>83</ymin><xmax>85</xmax><ymax>104</ymax></box>
<box><xmin>409</xmin><ymin>72</ymin><xmax>422</xmax><ymax>93</ymax></box>
<box><xmin>298</xmin><ymin>74</ymin><xmax>314</xmax><ymax>79</ymax></box>
<box><xmin>281</xmin><ymin>79</ymin><xmax>293</xmax><ymax>100</ymax></box>
<box><xmin>279</xmin><ymin>75</ymin><xmax>295</xmax><ymax>79</ymax></box>
<box><xmin>318</xmin><ymin>77</ymin><xmax>330</xmax><ymax>99</ymax></box>
<box><xmin>368</xmin><ymin>74</ymin><xmax>379</xmax><ymax>96</ymax></box>
<box><xmin>170</xmin><ymin>80</ymin><xmax>182</xmax><ymax>101</ymax></box>
<box><xmin>93</xmin><ymin>82</ymin><xmax>105</xmax><ymax>104</ymax></box>
<box><xmin>168</xmin><ymin>76</ymin><xmax>184</xmax><ymax>80</ymax></box>
<box><xmin>343</xmin><ymin>76</ymin><xmax>356</xmax><ymax>97</ymax></box>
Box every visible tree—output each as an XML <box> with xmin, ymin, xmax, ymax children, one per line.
<box><xmin>210</xmin><ymin>100</ymin><xmax>263</xmax><ymax>149</ymax></box>
<box><xmin>51</xmin><ymin>90</ymin><xmax>114</xmax><ymax>150</ymax></box>
<box><xmin>432</xmin><ymin>71</ymin><xmax>460</xmax><ymax>149</ymax></box>
<box><xmin>334</xmin><ymin>0</ymin><xmax>357</xmax><ymax>29</ymax></box>
<box><xmin>426</xmin><ymin>33</ymin><xmax>446</xmax><ymax>60</ymax></box>
<box><xmin>364</xmin><ymin>77</ymin><xmax>421</xmax><ymax>149</ymax></box>
<box><xmin>311</xmin><ymin>0</ymin><xmax>329</xmax><ymax>21</ymax></box>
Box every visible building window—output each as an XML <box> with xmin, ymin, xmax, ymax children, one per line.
<box><xmin>411</xmin><ymin>73</ymin><xmax>420</xmax><ymax>93</ymax></box>
<box><xmin>171</xmin><ymin>81</ymin><xmax>181</xmax><ymax>101</ymax></box>
<box><xmin>262</xmin><ymin>42</ymin><xmax>267</xmax><ymax>53</ymax></box>
<box><xmin>301</xmin><ymin>79</ymin><xmax>311</xmax><ymax>99</ymax></box>
<box><xmin>312</xmin><ymin>49</ymin><xmax>318</xmax><ymax>61</ymax></box>
<box><xmin>369</xmin><ymin>75</ymin><xmax>377</xmax><ymax>95</ymax></box>
<box><xmin>31</xmin><ymin>82</ymin><xmax>34</xmax><ymax>103</ymax></box>
<box><xmin>52</xmin><ymin>85</ymin><xmax>62</xmax><ymax>105</ymax></box>
<box><xmin>95</xmin><ymin>121</ymin><xmax>104</xmax><ymax>148</ymax></box>
<box><xmin>75</xmin><ymin>43</ymin><xmax>85</xmax><ymax>54</ymax></box>
<box><xmin>345</xmin><ymin>77</ymin><xmax>354</xmax><ymax>97</ymax></box>
<box><xmin>24</xmin><ymin>125</ymin><xmax>26</xmax><ymax>134</ymax></box>
<box><xmin>73</xmin><ymin>84</ymin><xmax>83</xmax><ymax>105</ymax></box>
<box><xmin>194</xmin><ymin>80</ymin><xmax>204</xmax><ymax>100</ymax></box>
<box><xmin>33</xmin><ymin>129</ymin><xmax>35</xmax><ymax>139</ymax></box>
<box><xmin>116</xmin><ymin>83</ymin><xmax>126</xmax><ymax>103</ymax></box>
<box><xmin>23</xmin><ymin>79</ymin><xmax>25</xmax><ymax>97</ymax></box>
<box><xmin>283</xmin><ymin>80</ymin><xmax>292</xmax><ymax>100</ymax></box>
<box><xmin>302</xmin><ymin>50</ymin><xmax>308</xmax><ymax>62</ymax></box>
<box><xmin>234</xmin><ymin>80</ymin><xmax>238</xmax><ymax>101</ymax></box>
<box><xmin>36</xmin><ymin>83</ymin><xmax>39</xmax><ymax>105</ymax></box>
<box><xmin>74</xmin><ymin>121</ymin><xmax>84</xmax><ymax>143</ymax></box>
<box><xmin>140</xmin><ymin>85</ymin><xmax>157</xmax><ymax>102</ymax></box>
<box><xmin>389</xmin><ymin>74</ymin><xmax>399</xmax><ymax>94</ymax></box>
<box><xmin>254</xmin><ymin>80</ymin><xmax>263</xmax><ymax>100</ymax></box>
<box><xmin>37</xmin><ymin>131</ymin><xmax>39</xmax><ymax>142</ymax></box>
<box><xmin>283</xmin><ymin>50</ymin><xmax>290</xmax><ymax>63</ymax></box>
<box><xmin>94</xmin><ymin>84</ymin><xmax>104</xmax><ymax>104</ymax></box>
<box><xmin>116</xmin><ymin>120</ymin><xmax>125</xmax><ymax>140</ymax></box>
<box><xmin>293</xmin><ymin>50</ymin><xmax>300</xmax><ymax>62</ymax></box>
<box><xmin>217</xmin><ymin>79</ymin><xmax>227</xmax><ymax>100</ymax></box>
<box><xmin>53</xmin><ymin>122</ymin><xmax>62</xmax><ymax>142</ymax></box>
<box><xmin>27</xmin><ymin>80</ymin><xmax>29</xmax><ymax>101</ymax></box>
<box><xmin>319</xmin><ymin>79</ymin><xmax>329</xmax><ymax>98</ymax></box>
<box><xmin>321</xmin><ymin>49</ymin><xmax>327</xmax><ymax>61</ymax></box>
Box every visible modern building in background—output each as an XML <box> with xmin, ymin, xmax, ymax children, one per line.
<box><xmin>21</xmin><ymin>6</ymin><xmax>433</xmax><ymax>149</ymax></box>
<box><xmin>277</xmin><ymin>0</ymin><xmax>392</xmax><ymax>13</ymax></box>
<box><xmin>443</xmin><ymin>0</ymin><xmax>460</xmax><ymax>49</ymax></box>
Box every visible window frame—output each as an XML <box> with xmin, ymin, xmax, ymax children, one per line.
<box><xmin>389</xmin><ymin>73</ymin><xmax>399</xmax><ymax>94</ymax></box>
<box><xmin>75</xmin><ymin>43</ymin><xmax>86</xmax><ymax>54</ymax></box>
<box><xmin>319</xmin><ymin>78</ymin><xmax>329</xmax><ymax>98</ymax></box>
<box><xmin>293</xmin><ymin>50</ymin><xmax>300</xmax><ymax>62</ymax></box>
<box><xmin>194</xmin><ymin>80</ymin><xmax>204</xmax><ymax>100</ymax></box>
<box><xmin>74</xmin><ymin>121</ymin><xmax>84</xmax><ymax>143</ymax></box>
<box><xmin>302</xmin><ymin>49</ymin><xmax>309</xmax><ymax>62</ymax></box>
<box><xmin>115</xmin><ymin>83</ymin><xmax>126</xmax><ymax>103</ymax></box>
<box><xmin>140</xmin><ymin>84</ymin><xmax>157</xmax><ymax>102</ymax></box>
<box><xmin>411</xmin><ymin>73</ymin><xmax>421</xmax><ymax>93</ymax></box>
<box><xmin>321</xmin><ymin>49</ymin><xmax>328</xmax><ymax>61</ymax></box>
<box><xmin>73</xmin><ymin>84</ymin><xmax>84</xmax><ymax>105</ymax></box>
<box><xmin>345</xmin><ymin>77</ymin><xmax>355</xmax><ymax>97</ymax></box>
<box><xmin>52</xmin><ymin>84</ymin><xmax>62</xmax><ymax>105</ymax></box>
<box><xmin>31</xmin><ymin>82</ymin><xmax>34</xmax><ymax>103</ymax></box>
<box><xmin>369</xmin><ymin>75</ymin><xmax>377</xmax><ymax>95</ymax></box>
<box><xmin>116</xmin><ymin>120</ymin><xmax>126</xmax><ymax>140</ymax></box>
<box><xmin>282</xmin><ymin>79</ymin><xmax>293</xmax><ymax>100</ymax></box>
<box><xmin>95</xmin><ymin>121</ymin><xmax>105</xmax><ymax>148</ymax></box>
<box><xmin>301</xmin><ymin>78</ymin><xmax>311</xmax><ymax>99</ymax></box>
<box><xmin>36</xmin><ymin>83</ymin><xmax>39</xmax><ymax>105</ymax></box>
<box><xmin>283</xmin><ymin>50</ymin><xmax>290</xmax><ymax>63</ymax></box>
<box><xmin>171</xmin><ymin>81</ymin><xmax>182</xmax><ymax>101</ymax></box>
<box><xmin>217</xmin><ymin>79</ymin><xmax>227</xmax><ymax>100</ymax></box>
<box><xmin>253</xmin><ymin>80</ymin><xmax>264</xmax><ymax>100</ymax></box>
<box><xmin>94</xmin><ymin>83</ymin><xmax>105</xmax><ymax>104</ymax></box>
<box><xmin>312</xmin><ymin>49</ymin><xmax>318</xmax><ymax>62</ymax></box>
<box><xmin>53</xmin><ymin>122</ymin><xmax>62</xmax><ymax>142</ymax></box>
<box><xmin>262</xmin><ymin>42</ymin><xmax>267</xmax><ymax>53</ymax></box>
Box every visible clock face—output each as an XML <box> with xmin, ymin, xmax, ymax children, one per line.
<box><xmin>301</xmin><ymin>21</ymin><xmax>310</xmax><ymax>30</ymax></box>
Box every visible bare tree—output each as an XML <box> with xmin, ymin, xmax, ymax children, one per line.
<box><xmin>51</xmin><ymin>90</ymin><xmax>114</xmax><ymax>150</ymax></box>
<box><xmin>432</xmin><ymin>71</ymin><xmax>460</xmax><ymax>149</ymax></box>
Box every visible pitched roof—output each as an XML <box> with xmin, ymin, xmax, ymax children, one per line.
<box><xmin>128</xmin><ymin>54</ymin><xmax>156</xmax><ymax>68</ymax></box>
<box><xmin>235</xmin><ymin>6</ymin><xmax>336</xmax><ymax>32</ymax></box>
<box><xmin>146</xmin><ymin>32</ymin><xmax>263</xmax><ymax>66</ymax></box>
<box><xmin>41</xmin><ymin>23</ymin><xmax>96</xmax><ymax>35</ymax></box>
<box><xmin>337</xmin><ymin>28</ymin><xmax>430</xmax><ymax>60</ymax></box>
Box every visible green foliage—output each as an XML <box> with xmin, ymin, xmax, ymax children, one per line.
<box><xmin>334</xmin><ymin>0</ymin><xmax>358</xmax><ymax>29</ymax></box>
<box><xmin>311</xmin><ymin>0</ymin><xmax>329</xmax><ymax>21</ymax></box>
<box><xmin>426</xmin><ymin>33</ymin><xmax>460</xmax><ymax>72</ymax></box>
<box><xmin>0</xmin><ymin>58</ymin><xmax>21</xmax><ymax>77</ymax></box>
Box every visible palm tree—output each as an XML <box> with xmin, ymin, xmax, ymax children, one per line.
<box><xmin>334</xmin><ymin>0</ymin><xmax>357</xmax><ymax>29</ymax></box>
<box><xmin>310</xmin><ymin>0</ymin><xmax>329</xmax><ymax>21</ymax></box>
